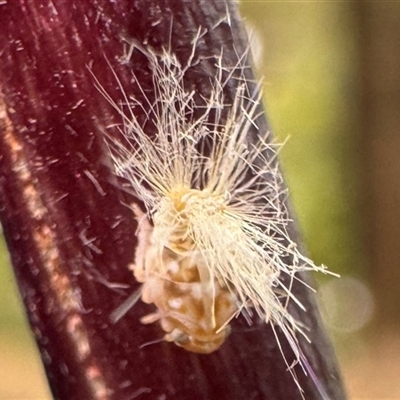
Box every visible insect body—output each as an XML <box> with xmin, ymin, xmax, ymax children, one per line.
<box><xmin>131</xmin><ymin>199</ymin><xmax>237</xmax><ymax>354</ymax></box>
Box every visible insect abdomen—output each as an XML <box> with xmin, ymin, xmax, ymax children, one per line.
<box><xmin>131</xmin><ymin>204</ymin><xmax>238</xmax><ymax>354</ymax></box>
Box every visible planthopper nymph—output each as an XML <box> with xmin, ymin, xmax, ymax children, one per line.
<box><xmin>96</xmin><ymin>28</ymin><xmax>333</xmax><ymax>391</ymax></box>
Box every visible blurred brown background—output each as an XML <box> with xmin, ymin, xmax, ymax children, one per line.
<box><xmin>1</xmin><ymin>2</ymin><xmax>400</xmax><ymax>399</ymax></box>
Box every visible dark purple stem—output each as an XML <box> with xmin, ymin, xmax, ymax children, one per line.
<box><xmin>0</xmin><ymin>1</ymin><xmax>346</xmax><ymax>399</ymax></box>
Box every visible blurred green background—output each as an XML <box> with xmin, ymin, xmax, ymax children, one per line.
<box><xmin>1</xmin><ymin>2</ymin><xmax>400</xmax><ymax>399</ymax></box>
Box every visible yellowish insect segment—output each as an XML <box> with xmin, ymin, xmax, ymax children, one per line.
<box><xmin>100</xmin><ymin>35</ymin><xmax>331</xmax><ymax>365</ymax></box>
